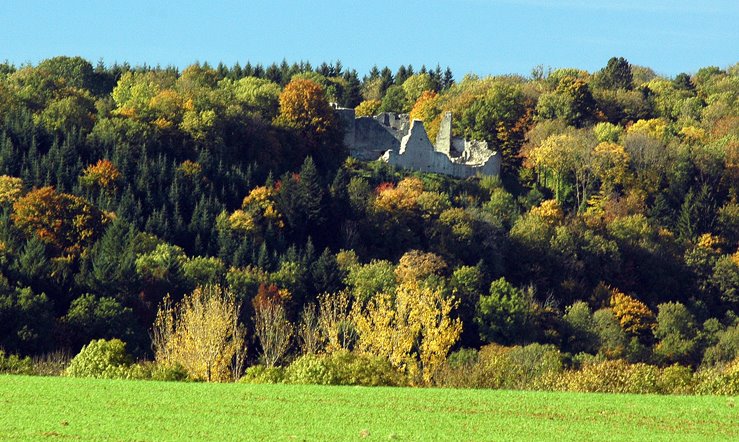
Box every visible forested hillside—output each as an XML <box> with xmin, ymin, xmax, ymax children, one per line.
<box><xmin>0</xmin><ymin>56</ymin><xmax>737</xmax><ymax>389</ymax></box>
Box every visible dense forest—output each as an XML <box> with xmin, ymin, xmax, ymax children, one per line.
<box><xmin>0</xmin><ymin>56</ymin><xmax>737</xmax><ymax>389</ymax></box>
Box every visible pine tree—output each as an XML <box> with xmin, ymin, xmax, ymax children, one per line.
<box><xmin>16</xmin><ymin>237</ymin><xmax>50</xmax><ymax>284</ymax></box>
<box><xmin>341</xmin><ymin>70</ymin><xmax>362</xmax><ymax>108</ymax></box>
<box><xmin>83</xmin><ymin>219</ymin><xmax>139</xmax><ymax>299</ymax></box>
<box><xmin>310</xmin><ymin>248</ymin><xmax>344</xmax><ymax>295</ymax></box>
<box><xmin>298</xmin><ymin>157</ymin><xmax>326</xmax><ymax>229</ymax></box>
<box><xmin>442</xmin><ymin>66</ymin><xmax>454</xmax><ymax>90</ymax></box>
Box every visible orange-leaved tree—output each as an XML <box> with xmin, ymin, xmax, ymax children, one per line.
<box><xmin>79</xmin><ymin>159</ymin><xmax>122</xmax><ymax>193</ymax></box>
<box><xmin>275</xmin><ymin>78</ymin><xmax>335</xmax><ymax>136</ymax></box>
<box><xmin>12</xmin><ymin>186</ymin><xmax>108</xmax><ymax>256</ymax></box>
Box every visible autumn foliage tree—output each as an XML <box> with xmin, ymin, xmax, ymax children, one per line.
<box><xmin>275</xmin><ymin>78</ymin><xmax>334</xmax><ymax>136</ymax></box>
<box><xmin>252</xmin><ymin>283</ymin><xmax>293</xmax><ymax>367</ymax></box>
<box><xmin>152</xmin><ymin>285</ymin><xmax>247</xmax><ymax>382</ymax></box>
<box><xmin>79</xmin><ymin>159</ymin><xmax>122</xmax><ymax>193</ymax></box>
<box><xmin>12</xmin><ymin>186</ymin><xmax>108</xmax><ymax>256</ymax></box>
<box><xmin>354</xmin><ymin>99</ymin><xmax>381</xmax><ymax>117</ymax></box>
<box><xmin>610</xmin><ymin>289</ymin><xmax>656</xmax><ymax>343</ymax></box>
<box><xmin>352</xmin><ymin>280</ymin><xmax>462</xmax><ymax>384</ymax></box>
<box><xmin>274</xmin><ymin>78</ymin><xmax>342</xmax><ymax>166</ymax></box>
<box><xmin>0</xmin><ymin>175</ymin><xmax>23</xmax><ymax>206</ymax></box>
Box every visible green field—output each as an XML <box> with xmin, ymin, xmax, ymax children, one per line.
<box><xmin>0</xmin><ymin>375</ymin><xmax>737</xmax><ymax>441</ymax></box>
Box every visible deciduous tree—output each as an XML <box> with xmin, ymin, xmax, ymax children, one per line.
<box><xmin>152</xmin><ymin>285</ymin><xmax>246</xmax><ymax>382</ymax></box>
<box><xmin>12</xmin><ymin>187</ymin><xmax>108</xmax><ymax>256</ymax></box>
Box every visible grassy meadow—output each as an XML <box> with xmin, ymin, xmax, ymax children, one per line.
<box><xmin>1</xmin><ymin>375</ymin><xmax>737</xmax><ymax>441</ymax></box>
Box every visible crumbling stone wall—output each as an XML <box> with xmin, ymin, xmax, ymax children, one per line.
<box><xmin>382</xmin><ymin>120</ymin><xmax>500</xmax><ymax>178</ymax></box>
<box><xmin>336</xmin><ymin>108</ymin><xmax>406</xmax><ymax>161</ymax></box>
<box><xmin>337</xmin><ymin>108</ymin><xmax>500</xmax><ymax>178</ymax></box>
<box><xmin>434</xmin><ymin>111</ymin><xmax>453</xmax><ymax>156</ymax></box>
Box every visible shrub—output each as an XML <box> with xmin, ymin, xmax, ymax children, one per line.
<box><xmin>503</xmin><ymin>344</ymin><xmax>564</xmax><ymax>390</ymax></box>
<box><xmin>0</xmin><ymin>349</ymin><xmax>34</xmax><ymax>374</ymax></box>
<box><xmin>437</xmin><ymin>343</ymin><xmax>563</xmax><ymax>390</ymax></box>
<box><xmin>284</xmin><ymin>351</ymin><xmax>406</xmax><ymax>387</ymax></box>
<box><xmin>65</xmin><ymin>339</ymin><xmax>131</xmax><ymax>379</ymax></box>
<box><xmin>121</xmin><ymin>361</ymin><xmax>190</xmax><ymax>382</ymax></box>
<box><xmin>284</xmin><ymin>354</ymin><xmax>333</xmax><ymax>385</ymax></box>
<box><xmin>447</xmin><ymin>348</ymin><xmax>479</xmax><ymax>369</ymax></box>
<box><xmin>658</xmin><ymin>364</ymin><xmax>694</xmax><ymax>394</ymax></box>
<box><xmin>240</xmin><ymin>365</ymin><xmax>286</xmax><ymax>384</ymax></box>
<box><xmin>435</xmin><ymin>348</ymin><xmax>483</xmax><ymax>388</ymax></box>
<box><xmin>553</xmin><ymin>359</ymin><xmax>660</xmax><ymax>394</ymax></box>
<box><xmin>149</xmin><ymin>363</ymin><xmax>190</xmax><ymax>382</ymax></box>
<box><xmin>693</xmin><ymin>358</ymin><xmax>739</xmax><ymax>395</ymax></box>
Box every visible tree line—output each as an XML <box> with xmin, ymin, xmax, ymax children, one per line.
<box><xmin>0</xmin><ymin>55</ymin><xmax>737</xmax><ymax>388</ymax></box>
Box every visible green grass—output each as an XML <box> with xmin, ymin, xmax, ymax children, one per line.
<box><xmin>1</xmin><ymin>375</ymin><xmax>737</xmax><ymax>441</ymax></box>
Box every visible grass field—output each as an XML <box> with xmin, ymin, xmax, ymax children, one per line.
<box><xmin>1</xmin><ymin>375</ymin><xmax>737</xmax><ymax>441</ymax></box>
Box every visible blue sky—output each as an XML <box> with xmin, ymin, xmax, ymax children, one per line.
<box><xmin>1</xmin><ymin>0</ymin><xmax>737</xmax><ymax>78</ymax></box>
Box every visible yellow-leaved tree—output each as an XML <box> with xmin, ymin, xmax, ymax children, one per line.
<box><xmin>152</xmin><ymin>285</ymin><xmax>246</xmax><ymax>382</ymax></box>
<box><xmin>354</xmin><ymin>99</ymin><xmax>381</xmax><ymax>117</ymax></box>
<box><xmin>610</xmin><ymin>289</ymin><xmax>656</xmax><ymax>341</ymax></box>
<box><xmin>0</xmin><ymin>175</ymin><xmax>23</xmax><ymax>206</ymax></box>
<box><xmin>352</xmin><ymin>280</ymin><xmax>462</xmax><ymax>385</ymax></box>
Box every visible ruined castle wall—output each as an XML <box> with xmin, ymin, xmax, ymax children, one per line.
<box><xmin>351</xmin><ymin>116</ymin><xmax>401</xmax><ymax>161</ymax></box>
<box><xmin>385</xmin><ymin>120</ymin><xmax>501</xmax><ymax>178</ymax></box>
<box><xmin>339</xmin><ymin>109</ymin><xmax>500</xmax><ymax>178</ymax></box>
<box><xmin>336</xmin><ymin>108</ymin><xmax>356</xmax><ymax>149</ymax></box>
<box><xmin>434</xmin><ymin>111</ymin><xmax>453</xmax><ymax>155</ymax></box>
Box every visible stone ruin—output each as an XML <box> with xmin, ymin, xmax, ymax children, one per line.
<box><xmin>335</xmin><ymin>108</ymin><xmax>500</xmax><ymax>178</ymax></box>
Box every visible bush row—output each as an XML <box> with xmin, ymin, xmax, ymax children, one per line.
<box><xmin>4</xmin><ymin>339</ymin><xmax>738</xmax><ymax>395</ymax></box>
<box><xmin>241</xmin><ymin>350</ymin><xmax>406</xmax><ymax>387</ymax></box>
<box><xmin>436</xmin><ymin>344</ymin><xmax>739</xmax><ymax>395</ymax></box>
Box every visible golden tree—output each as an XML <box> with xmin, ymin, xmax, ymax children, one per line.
<box><xmin>275</xmin><ymin>78</ymin><xmax>335</xmax><ymax>136</ymax></box>
<box><xmin>610</xmin><ymin>289</ymin><xmax>656</xmax><ymax>340</ymax></box>
<box><xmin>409</xmin><ymin>91</ymin><xmax>440</xmax><ymax>139</ymax></box>
<box><xmin>79</xmin><ymin>159</ymin><xmax>122</xmax><ymax>193</ymax></box>
<box><xmin>152</xmin><ymin>285</ymin><xmax>246</xmax><ymax>382</ymax></box>
<box><xmin>352</xmin><ymin>280</ymin><xmax>462</xmax><ymax>384</ymax></box>
<box><xmin>395</xmin><ymin>250</ymin><xmax>448</xmax><ymax>284</ymax></box>
<box><xmin>592</xmin><ymin>142</ymin><xmax>630</xmax><ymax>191</ymax></box>
<box><xmin>354</xmin><ymin>99</ymin><xmax>381</xmax><ymax>117</ymax></box>
<box><xmin>373</xmin><ymin>177</ymin><xmax>424</xmax><ymax>214</ymax></box>
<box><xmin>0</xmin><ymin>175</ymin><xmax>23</xmax><ymax>206</ymax></box>
<box><xmin>318</xmin><ymin>291</ymin><xmax>355</xmax><ymax>353</ymax></box>
<box><xmin>530</xmin><ymin>199</ymin><xmax>564</xmax><ymax>225</ymax></box>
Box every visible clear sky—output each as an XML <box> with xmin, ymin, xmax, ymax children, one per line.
<box><xmin>1</xmin><ymin>0</ymin><xmax>737</xmax><ymax>78</ymax></box>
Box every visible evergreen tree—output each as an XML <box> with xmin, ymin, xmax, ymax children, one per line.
<box><xmin>310</xmin><ymin>248</ymin><xmax>344</xmax><ymax>295</ymax></box>
<box><xmin>378</xmin><ymin>67</ymin><xmax>394</xmax><ymax>95</ymax></box>
<box><xmin>80</xmin><ymin>219</ymin><xmax>139</xmax><ymax>300</ymax></box>
<box><xmin>598</xmin><ymin>56</ymin><xmax>634</xmax><ymax>90</ymax></box>
<box><xmin>341</xmin><ymin>70</ymin><xmax>362</xmax><ymax>108</ymax></box>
